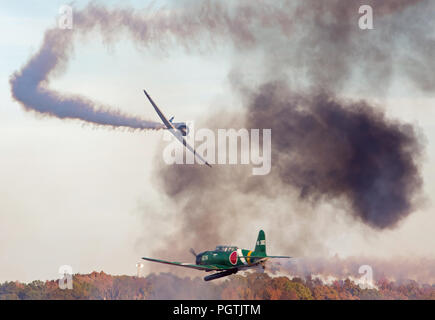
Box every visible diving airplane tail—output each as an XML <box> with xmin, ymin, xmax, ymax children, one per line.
<box><xmin>254</xmin><ymin>230</ymin><xmax>267</xmax><ymax>256</ymax></box>
<box><xmin>252</xmin><ymin>230</ymin><xmax>291</xmax><ymax>259</ymax></box>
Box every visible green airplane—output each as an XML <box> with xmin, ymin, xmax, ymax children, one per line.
<box><xmin>142</xmin><ymin>230</ymin><xmax>290</xmax><ymax>281</ymax></box>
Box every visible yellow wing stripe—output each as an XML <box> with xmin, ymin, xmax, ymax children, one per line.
<box><xmin>247</xmin><ymin>251</ymin><xmax>253</xmax><ymax>264</ymax></box>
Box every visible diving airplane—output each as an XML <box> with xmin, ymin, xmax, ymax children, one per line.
<box><xmin>143</xmin><ymin>89</ymin><xmax>212</xmax><ymax>167</ymax></box>
<box><xmin>142</xmin><ymin>230</ymin><xmax>290</xmax><ymax>281</ymax></box>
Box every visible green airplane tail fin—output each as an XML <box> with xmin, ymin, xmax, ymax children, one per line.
<box><xmin>254</xmin><ymin>230</ymin><xmax>267</xmax><ymax>256</ymax></box>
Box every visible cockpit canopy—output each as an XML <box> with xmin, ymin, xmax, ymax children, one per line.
<box><xmin>215</xmin><ymin>245</ymin><xmax>238</xmax><ymax>252</ymax></box>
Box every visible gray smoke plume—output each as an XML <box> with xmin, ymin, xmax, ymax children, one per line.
<box><xmin>10</xmin><ymin>1</ymin><xmax>432</xmax><ymax>260</ymax></box>
<box><xmin>274</xmin><ymin>256</ymin><xmax>435</xmax><ymax>285</ymax></box>
<box><xmin>146</xmin><ymin>0</ymin><xmax>431</xmax><ymax>257</ymax></box>
<box><xmin>150</xmin><ymin>82</ymin><xmax>423</xmax><ymax>263</ymax></box>
<box><xmin>12</xmin><ymin>1</ymin><xmax>435</xmax><ymax>130</ymax></box>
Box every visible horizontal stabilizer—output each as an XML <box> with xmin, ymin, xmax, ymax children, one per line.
<box><xmin>242</xmin><ymin>255</ymin><xmax>291</xmax><ymax>259</ymax></box>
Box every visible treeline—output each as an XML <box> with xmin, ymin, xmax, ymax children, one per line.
<box><xmin>1</xmin><ymin>272</ymin><xmax>434</xmax><ymax>300</ymax></box>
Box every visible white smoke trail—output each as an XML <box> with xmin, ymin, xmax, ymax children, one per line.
<box><xmin>10</xmin><ymin>26</ymin><xmax>164</xmax><ymax>130</ymax></box>
<box><xmin>9</xmin><ymin>1</ymin><xmax>274</xmax><ymax>130</ymax></box>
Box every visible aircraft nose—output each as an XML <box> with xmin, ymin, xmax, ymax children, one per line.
<box><xmin>195</xmin><ymin>253</ymin><xmax>203</xmax><ymax>265</ymax></box>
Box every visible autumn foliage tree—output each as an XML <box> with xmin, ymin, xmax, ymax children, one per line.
<box><xmin>1</xmin><ymin>271</ymin><xmax>434</xmax><ymax>300</ymax></box>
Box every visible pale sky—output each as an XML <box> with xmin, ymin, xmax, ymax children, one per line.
<box><xmin>0</xmin><ymin>1</ymin><xmax>434</xmax><ymax>283</ymax></box>
<box><xmin>0</xmin><ymin>0</ymin><xmax>237</xmax><ymax>282</ymax></box>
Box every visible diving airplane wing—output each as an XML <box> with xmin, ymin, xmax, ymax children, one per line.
<box><xmin>143</xmin><ymin>90</ymin><xmax>174</xmax><ymax>130</ymax></box>
<box><xmin>142</xmin><ymin>257</ymin><xmax>232</xmax><ymax>271</ymax></box>
<box><xmin>143</xmin><ymin>90</ymin><xmax>212</xmax><ymax>168</ymax></box>
<box><xmin>173</xmin><ymin>131</ymin><xmax>212</xmax><ymax>168</ymax></box>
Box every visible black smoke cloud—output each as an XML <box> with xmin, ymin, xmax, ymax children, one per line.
<box><xmin>243</xmin><ymin>82</ymin><xmax>423</xmax><ymax>229</ymax></box>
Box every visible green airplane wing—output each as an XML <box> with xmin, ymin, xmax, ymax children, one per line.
<box><xmin>142</xmin><ymin>257</ymin><xmax>232</xmax><ymax>271</ymax></box>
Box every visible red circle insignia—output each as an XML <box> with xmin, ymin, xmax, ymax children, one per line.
<box><xmin>229</xmin><ymin>251</ymin><xmax>238</xmax><ymax>265</ymax></box>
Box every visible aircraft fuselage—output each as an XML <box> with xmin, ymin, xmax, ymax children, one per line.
<box><xmin>171</xmin><ymin>122</ymin><xmax>188</xmax><ymax>136</ymax></box>
<box><xmin>196</xmin><ymin>247</ymin><xmax>264</xmax><ymax>269</ymax></box>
